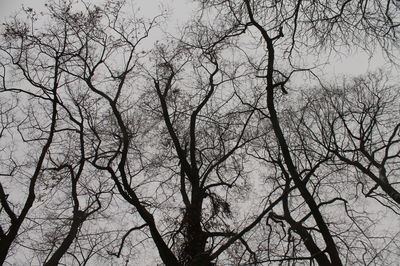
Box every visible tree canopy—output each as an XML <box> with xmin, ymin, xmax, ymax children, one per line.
<box><xmin>0</xmin><ymin>0</ymin><xmax>399</xmax><ymax>265</ymax></box>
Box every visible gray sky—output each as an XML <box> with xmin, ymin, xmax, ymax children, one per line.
<box><xmin>0</xmin><ymin>0</ymin><xmax>194</xmax><ymax>20</ymax></box>
<box><xmin>0</xmin><ymin>0</ymin><xmax>45</xmax><ymax>20</ymax></box>
<box><xmin>0</xmin><ymin>0</ymin><xmax>395</xmax><ymax>78</ymax></box>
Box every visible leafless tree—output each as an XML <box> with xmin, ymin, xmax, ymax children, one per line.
<box><xmin>1</xmin><ymin>0</ymin><xmax>400</xmax><ymax>265</ymax></box>
<box><xmin>302</xmin><ymin>71</ymin><xmax>400</xmax><ymax>210</ymax></box>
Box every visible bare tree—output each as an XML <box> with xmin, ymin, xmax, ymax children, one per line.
<box><xmin>0</xmin><ymin>19</ymin><xmax>61</xmax><ymax>263</ymax></box>
<box><xmin>1</xmin><ymin>0</ymin><xmax>400</xmax><ymax>265</ymax></box>
<box><xmin>303</xmin><ymin>71</ymin><xmax>400</xmax><ymax>210</ymax></box>
<box><xmin>0</xmin><ymin>3</ymin><xmax>113</xmax><ymax>264</ymax></box>
<box><xmin>191</xmin><ymin>0</ymin><xmax>400</xmax><ymax>264</ymax></box>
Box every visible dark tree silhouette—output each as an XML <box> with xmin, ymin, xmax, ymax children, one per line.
<box><xmin>1</xmin><ymin>0</ymin><xmax>399</xmax><ymax>265</ymax></box>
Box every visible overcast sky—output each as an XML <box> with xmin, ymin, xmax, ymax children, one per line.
<box><xmin>0</xmin><ymin>0</ymin><xmax>394</xmax><ymax>77</ymax></box>
<box><xmin>0</xmin><ymin>0</ymin><xmax>45</xmax><ymax>20</ymax></box>
<box><xmin>0</xmin><ymin>0</ymin><xmax>194</xmax><ymax>21</ymax></box>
